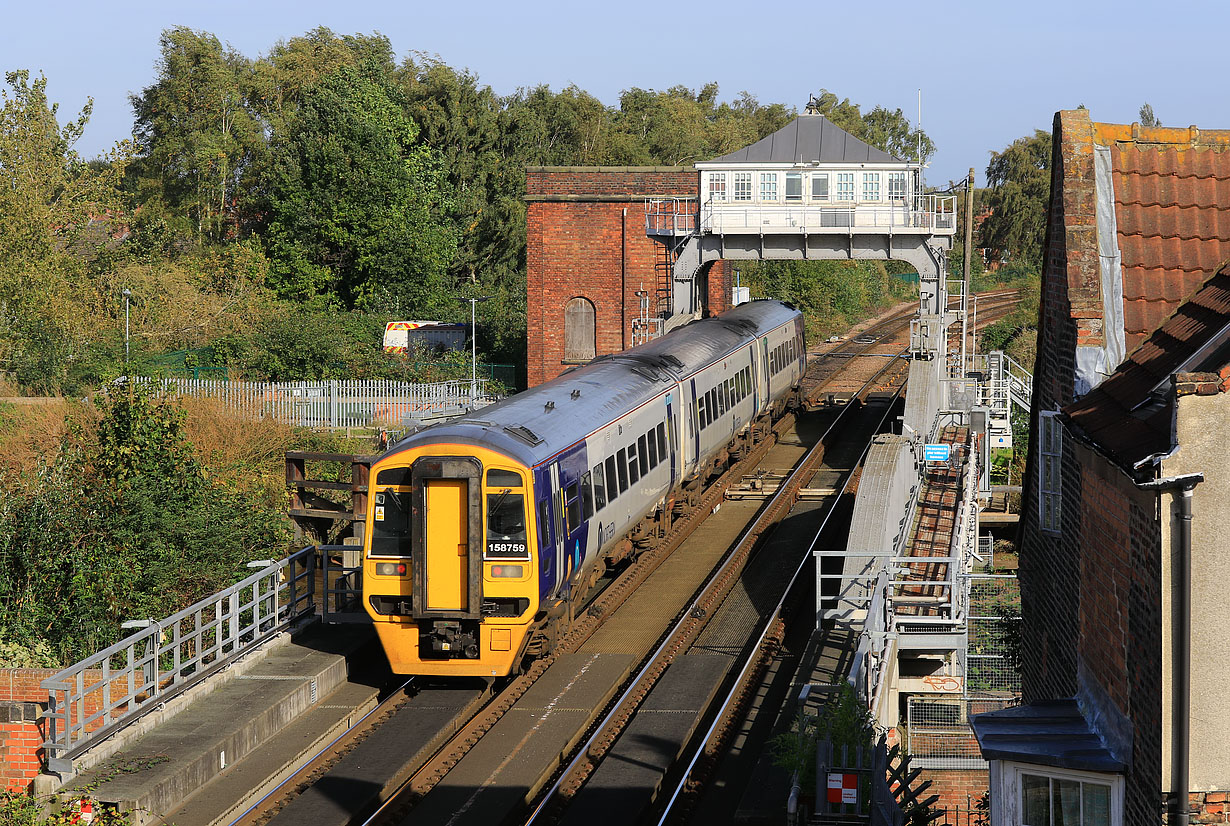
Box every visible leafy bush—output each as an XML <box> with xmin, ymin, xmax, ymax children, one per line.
<box><xmin>0</xmin><ymin>385</ymin><xmax>290</xmax><ymax>664</ymax></box>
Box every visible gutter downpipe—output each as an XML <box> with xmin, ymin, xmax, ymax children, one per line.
<box><xmin>1136</xmin><ymin>471</ymin><xmax>1203</xmax><ymax>826</ymax></box>
<box><xmin>621</xmin><ymin>208</ymin><xmax>628</xmax><ymax>351</ymax></box>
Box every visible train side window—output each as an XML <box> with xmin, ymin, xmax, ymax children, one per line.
<box><xmin>728</xmin><ymin>378</ymin><xmax>736</xmax><ymax>407</ymax></box>
<box><xmin>627</xmin><ymin>442</ymin><xmax>640</xmax><ymax>484</ymax></box>
<box><xmin>698</xmin><ymin>396</ymin><xmax>707</xmax><ymax>430</ymax></box>
<box><xmin>646</xmin><ymin>430</ymin><xmax>658</xmax><ymax>468</ymax></box>
<box><xmin>581</xmin><ymin>471</ymin><xmax>594</xmax><ymax>520</ymax></box>
<box><xmin>538</xmin><ymin>499</ymin><xmax>551</xmax><ymax>549</ymax></box>
<box><xmin>592</xmin><ymin>464</ymin><xmax>607</xmax><ymax>511</ymax></box>
<box><xmin>605</xmin><ymin>456</ymin><xmax>620</xmax><ymax>500</ymax></box>
<box><xmin>638</xmin><ymin>434</ymin><xmax>650</xmax><ymax>475</ymax></box>
<box><xmin>656</xmin><ymin>422</ymin><xmax>667</xmax><ymax>459</ymax></box>
<box><xmin>616</xmin><ymin>448</ymin><xmax>629</xmax><ymax>493</ymax></box>
<box><xmin>709</xmin><ymin>388</ymin><xmax>719</xmax><ymax>418</ymax></box>
<box><xmin>564</xmin><ymin>483</ymin><xmax>582</xmax><ymax>533</ymax></box>
<box><xmin>770</xmin><ymin>349</ymin><xmax>776</xmax><ymax>375</ymax></box>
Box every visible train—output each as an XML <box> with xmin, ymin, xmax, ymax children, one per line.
<box><xmin>361</xmin><ymin>300</ymin><xmax>806</xmax><ymax>677</ymax></box>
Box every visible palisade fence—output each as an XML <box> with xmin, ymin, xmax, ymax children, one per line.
<box><xmin>159</xmin><ymin>377</ymin><xmax>495</xmax><ymax>430</ymax></box>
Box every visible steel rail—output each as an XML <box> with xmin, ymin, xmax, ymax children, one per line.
<box><xmin>226</xmin><ymin>676</ymin><xmax>416</xmax><ymax>826</ymax></box>
<box><xmin>523</xmin><ymin>355</ymin><xmax>907</xmax><ymax>826</ymax></box>
<box><xmin>654</xmin><ymin>380</ymin><xmax>905</xmax><ymax>826</ymax></box>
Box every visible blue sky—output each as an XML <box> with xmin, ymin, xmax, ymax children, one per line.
<box><xmin>3</xmin><ymin>0</ymin><xmax>1225</xmax><ymax>186</ymax></box>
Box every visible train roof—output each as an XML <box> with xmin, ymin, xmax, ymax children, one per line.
<box><xmin>385</xmin><ymin>300</ymin><xmax>800</xmax><ymax>468</ymax></box>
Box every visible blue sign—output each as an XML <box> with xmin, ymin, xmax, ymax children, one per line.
<box><xmin>923</xmin><ymin>443</ymin><xmax>951</xmax><ymax>463</ymax></box>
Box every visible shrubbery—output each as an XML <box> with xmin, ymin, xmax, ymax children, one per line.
<box><xmin>0</xmin><ymin>385</ymin><xmax>291</xmax><ymax>665</ymax></box>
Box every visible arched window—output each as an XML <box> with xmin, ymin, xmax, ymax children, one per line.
<box><xmin>563</xmin><ymin>297</ymin><xmax>596</xmax><ymax>362</ymax></box>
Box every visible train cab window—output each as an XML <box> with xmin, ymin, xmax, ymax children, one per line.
<box><xmin>627</xmin><ymin>442</ymin><xmax>640</xmax><ymax>484</ymax></box>
<box><xmin>592</xmin><ymin>464</ymin><xmax>607</xmax><ymax>511</ymax></box>
<box><xmin>616</xmin><ymin>449</ymin><xmax>630</xmax><ymax>494</ymax></box>
<box><xmin>487</xmin><ymin>468</ymin><xmax>522</xmax><ymax>487</ymax></box>
<box><xmin>606</xmin><ymin>455</ymin><xmax>621</xmax><ymax>498</ymax></box>
<box><xmin>370</xmin><ymin>487</ymin><xmax>410</xmax><ymax>556</ymax></box>
<box><xmin>656</xmin><ymin>423</ymin><xmax>667</xmax><ymax>459</ymax></box>
<box><xmin>646</xmin><ymin>430</ymin><xmax>658</xmax><ymax>468</ymax></box>
<box><xmin>486</xmin><ymin>489</ymin><xmax>528</xmax><ymax>558</ymax></box>
<box><xmin>564</xmin><ymin>482</ymin><xmax>582</xmax><ymax>533</ymax></box>
<box><xmin>581</xmin><ymin>471</ymin><xmax>595</xmax><ymax>519</ymax></box>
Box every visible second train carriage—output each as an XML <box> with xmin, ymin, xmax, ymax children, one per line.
<box><xmin>362</xmin><ymin>300</ymin><xmax>805</xmax><ymax>677</ymax></box>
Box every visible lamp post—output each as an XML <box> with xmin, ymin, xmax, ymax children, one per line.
<box><xmin>122</xmin><ymin>288</ymin><xmax>132</xmax><ymax>371</ymax></box>
<box><xmin>456</xmin><ymin>296</ymin><xmax>490</xmax><ymax>402</ymax></box>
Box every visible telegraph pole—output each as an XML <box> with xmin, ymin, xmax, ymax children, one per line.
<box><xmin>961</xmin><ymin>168</ymin><xmax>975</xmax><ymax>374</ymax></box>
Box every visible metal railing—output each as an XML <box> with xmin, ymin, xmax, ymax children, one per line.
<box><xmin>644</xmin><ymin>197</ymin><xmax>698</xmax><ymax>236</ymax></box>
<box><xmin>904</xmin><ymin>694</ymin><xmax>1015</xmax><ymax>769</ymax></box>
<box><xmin>160</xmin><ymin>378</ymin><xmax>494</xmax><ymax>430</ymax></box>
<box><xmin>41</xmin><ymin>549</ymin><xmax>319</xmax><ymax>771</ymax></box>
<box><xmin>700</xmin><ymin>194</ymin><xmax>956</xmax><ymax>235</ymax></box>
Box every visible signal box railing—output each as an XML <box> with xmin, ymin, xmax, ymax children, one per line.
<box><xmin>40</xmin><ymin>544</ymin><xmax>367</xmax><ymax>772</ymax></box>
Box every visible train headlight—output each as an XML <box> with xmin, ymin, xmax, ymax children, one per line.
<box><xmin>375</xmin><ymin>562</ymin><xmax>408</xmax><ymax>576</ymax></box>
<box><xmin>489</xmin><ymin>564</ymin><xmax>524</xmax><ymax>578</ymax></box>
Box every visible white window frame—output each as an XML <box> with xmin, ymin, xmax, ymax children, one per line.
<box><xmin>1038</xmin><ymin>411</ymin><xmax>1062</xmax><ymax>533</ymax></box>
<box><xmin>811</xmin><ymin>173</ymin><xmax>830</xmax><ymax>201</ymax></box>
<box><xmin>785</xmin><ymin>171</ymin><xmax>803</xmax><ymax>201</ymax></box>
<box><xmin>759</xmin><ymin>172</ymin><xmax>778</xmax><ymax>202</ymax></box>
<box><xmin>733</xmin><ymin>172</ymin><xmax>753</xmax><ymax>202</ymax></box>
<box><xmin>862</xmin><ymin>171</ymin><xmax>882</xmax><ymax>202</ymax></box>
<box><xmin>995</xmin><ymin>761</ymin><xmax>1123</xmax><ymax>826</ymax></box>
<box><xmin>835</xmin><ymin>171</ymin><xmax>855</xmax><ymax>202</ymax></box>
<box><xmin>888</xmin><ymin>171</ymin><xmax>908</xmax><ymax>201</ymax></box>
<box><xmin>708</xmin><ymin>172</ymin><xmax>727</xmax><ymax>202</ymax></box>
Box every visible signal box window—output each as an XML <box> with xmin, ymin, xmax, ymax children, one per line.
<box><xmin>759</xmin><ymin>172</ymin><xmax>778</xmax><ymax>202</ymax></box>
<box><xmin>733</xmin><ymin>172</ymin><xmax>753</xmax><ymax>201</ymax></box>
<box><xmin>486</xmin><ymin>490</ymin><xmax>528</xmax><ymax>558</ymax></box>
<box><xmin>888</xmin><ymin>171</ymin><xmax>907</xmax><ymax>202</ymax></box>
<box><xmin>785</xmin><ymin>172</ymin><xmax>803</xmax><ymax>201</ymax></box>
<box><xmin>811</xmin><ymin>173</ymin><xmax>830</xmax><ymax>201</ymax></box>
<box><xmin>709</xmin><ymin>173</ymin><xmax>727</xmax><ymax>202</ymax></box>
<box><xmin>564</xmin><ymin>297</ymin><xmax>596</xmax><ymax>362</ymax></box>
<box><xmin>836</xmin><ymin>172</ymin><xmax>855</xmax><ymax>201</ymax></box>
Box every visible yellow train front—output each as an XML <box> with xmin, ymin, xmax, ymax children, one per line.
<box><xmin>364</xmin><ymin>443</ymin><xmax>540</xmax><ymax>677</ymax></box>
<box><xmin>361</xmin><ymin>299</ymin><xmax>806</xmax><ymax>678</ymax></box>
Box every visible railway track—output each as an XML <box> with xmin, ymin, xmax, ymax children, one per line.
<box><xmin>229</xmin><ymin>291</ymin><xmax>1022</xmax><ymax>826</ymax></box>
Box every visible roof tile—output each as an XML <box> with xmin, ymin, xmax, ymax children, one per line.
<box><xmin>1066</xmin><ymin>265</ymin><xmax>1230</xmax><ymax>468</ymax></box>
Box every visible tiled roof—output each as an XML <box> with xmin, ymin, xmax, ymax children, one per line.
<box><xmin>1066</xmin><ymin>263</ymin><xmax>1230</xmax><ymax>468</ymax></box>
<box><xmin>1100</xmin><ymin>124</ymin><xmax>1230</xmax><ymax>351</ymax></box>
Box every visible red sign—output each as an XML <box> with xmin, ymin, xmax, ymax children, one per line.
<box><xmin>827</xmin><ymin>772</ymin><xmax>858</xmax><ymax>805</ymax></box>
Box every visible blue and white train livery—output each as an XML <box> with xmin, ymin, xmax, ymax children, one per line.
<box><xmin>362</xmin><ymin>300</ymin><xmax>805</xmax><ymax>676</ymax></box>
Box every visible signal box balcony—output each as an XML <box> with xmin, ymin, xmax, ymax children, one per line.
<box><xmin>645</xmin><ymin>193</ymin><xmax>956</xmax><ymax>238</ymax></box>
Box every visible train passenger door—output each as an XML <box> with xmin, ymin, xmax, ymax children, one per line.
<box><xmin>411</xmin><ymin>457</ymin><xmax>482</xmax><ymax>619</ymax></box>
<box><xmin>549</xmin><ymin>463</ymin><xmax>566</xmax><ymax>595</ymax></box>
<box><xmin>423</xmin><ymin>479</ymin><xmax>467</xmax><ymax>611</ymax></box>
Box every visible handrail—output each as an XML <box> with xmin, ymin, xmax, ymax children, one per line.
<box><xmin>40</xmin><ymin>548</ymin><xmax>317</xmax><ymax>771</ymax></box>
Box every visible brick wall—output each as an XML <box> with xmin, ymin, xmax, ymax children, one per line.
<box><xmin>0</xmin><ymin>669</ymin><xmax>55</xmax><ymax>793</ymax></box>
<box><xmin>525</xmin><ymin>167</ymin><xmax>732</xmax><ymax>387</ymax></box>
<box><xmin>1018</xmin><ymin>429</ymin><xmax>1162</xmax><ymax>826</ymax></box>
<box><xmin>920</xmin><ymin>768</ymin><xmax>988</xmax><ymax>816</ymax></box>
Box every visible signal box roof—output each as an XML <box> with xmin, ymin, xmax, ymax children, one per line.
<box><xmin>698</xmin><ymin>114</ymin><xmax>904</xmax><ymax>167</ymax></box>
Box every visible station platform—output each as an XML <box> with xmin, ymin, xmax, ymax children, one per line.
<box><xmin>59</xmin><ymin>623</ymin><xmax>385</xmax><ymax>826</ymax></box>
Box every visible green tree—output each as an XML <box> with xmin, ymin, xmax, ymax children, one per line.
<box><xmin>130</xmin><ymin>27</ymin><xmax>265</xmax><ymax>240</ymax></box>
<box><xmin>1139</xmin><ymin>102</ymin><xmax>1160</xmax><ymax>128</ymax></box>
<box><xmin>805</xmin><ymin>89</ymin><xmax>934</xmax><ymax>164</ymax></box>
<box><xmin>263</xmin><ymin>62</ymin><xmax>458</xmax><ymax>311</ymax></box>
<box><xmin>980</xmin><ymin>129</ymin><xmax>1052</xmax><ymax>267</ymax></box>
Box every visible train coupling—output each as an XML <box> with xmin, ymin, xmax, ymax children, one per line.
<box><xmin>423</xmin><ymin>620</ymin><xmax>480</xmax><ymax>659</ymax></box>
